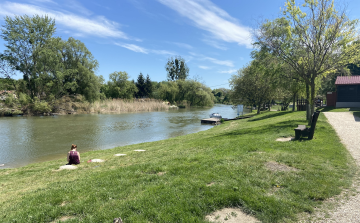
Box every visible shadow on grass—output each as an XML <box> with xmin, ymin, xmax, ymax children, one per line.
<box><xmin>216</xmin><ymin>119</ymin><xmax>304</xmax><ymax>138</ymax></box>
<box><xmin>248</xmin><ymin>111</ymin><xmax>293</xmax><ymax>122</ymax></box>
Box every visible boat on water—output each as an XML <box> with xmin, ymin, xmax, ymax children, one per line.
<box><xmin>209</xmin><ymin>113</ymin><xmax>222</xmax><ymax>119</ymax></box>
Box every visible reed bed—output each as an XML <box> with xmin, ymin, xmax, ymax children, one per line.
<box><xmin>90</xmin><ymin>98</ymin><xmax>171</xmax><ymax>114</ymax></box>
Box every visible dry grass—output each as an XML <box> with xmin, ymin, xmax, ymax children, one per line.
<box><xmin>91</xmin><ymin>98</ymin><xmax>170</xmax><ymax>113</ymax></box>
<box><xmin>54</xmin><ymin>96</ymin><xmax>171</xmax><ymax>114</ymax></box>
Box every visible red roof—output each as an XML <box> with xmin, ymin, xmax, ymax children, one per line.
<box><xmin>335</xmin><ymin>76</ymin><xmax>360</xmax><ymax>85</ymax></box>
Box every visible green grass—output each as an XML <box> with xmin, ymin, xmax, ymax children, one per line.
<box><xmin>0</xmin><ymin>111</ymin><xmax>356</xmax><ymax>222</ymax></box>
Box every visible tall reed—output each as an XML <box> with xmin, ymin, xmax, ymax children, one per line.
<box><xmin>90</xmin><ymin>98</ymin><xmax>171</xmax><ymax>114</ymax></box>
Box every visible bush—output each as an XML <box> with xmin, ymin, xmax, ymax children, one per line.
<box><xmin>33</xmin><ymin>101</ymin><xmax>52</xmax><ymax>114</ymax></box>
<box><xmin>4</xmin><ymin>93</ymin><xmax>14</xmax><ymax>107</ymax></box>
<box><xmin>18</xmin><ymin>93</ymin><xmax>31</xmax><ymax>106</ymax></box>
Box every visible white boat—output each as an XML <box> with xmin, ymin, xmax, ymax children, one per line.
<box><xmin>210</xmin><ymin>113</ymin><xmax>222</xmax><ymax>119</ymax></box>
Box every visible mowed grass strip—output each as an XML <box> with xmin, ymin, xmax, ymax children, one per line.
<box><xmin>0</xmin><ymin>111</ymin><xmax>356</xmax><ymax>222</ymax></box>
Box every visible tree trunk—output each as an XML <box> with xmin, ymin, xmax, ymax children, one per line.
<box><xmin>309</xmin><ymin>78</ymin><xmax>316</xmax><ymax>125</ymax></box>
<box><xmin>257</xmin><ymin>103</ymin><xmax>261</xmax><ymax>114</ymax></box>
<box><xmin>306</xmin><ymin>83</ymin><xmax>310</xmax><ymax>121</ymax></box>
<box><xmin>292</xmin><ymin>93</ymin><xmax>296</xmax><ymax>111</ymax></box>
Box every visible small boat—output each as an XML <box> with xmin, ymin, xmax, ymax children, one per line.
<box><xmin>210</xmin><ymin>113</ymin><xmax>222</xmax><ymax>119</ymax></box>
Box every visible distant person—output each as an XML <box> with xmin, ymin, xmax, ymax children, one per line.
<box><xmin>67</xmin><ymin>144</ymin><xmax>80</xmax><ymax>165</ymax></box>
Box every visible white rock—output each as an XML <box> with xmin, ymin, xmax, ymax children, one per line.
<box><xmin>91</xmin><ymin>159</ymin><xmax>105</xmax><ymax>162</ymax></box>
<box><xmin>134</xmin><ymin>150</ymin><xmax>146</xmax><ymax>152</ymax></box>
<box><xmin>59</xmin><ymin>165</ymin><xmax>77</xmax><ymax>170</ymax></box>
<box><xmin>114</xmin><ymin>154</ymin><xmax>126</xmax><ymax>156</ymax></box>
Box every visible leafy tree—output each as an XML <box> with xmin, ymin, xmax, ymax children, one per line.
<box><xmin>165</xmin><ymin>56</ymin><xmax>189</xmax><ymax>81</ymax></box>
<box><xmin>1</xmin><ymin>15</ymin><xmax>56</xmax><ymax>98</ymax></box>
<box><xmin>255</xmin><ymin>0</ymin><xmax>360</xmax><ymax>121</ymax></box>
<box><xmin>106</xmin><ymin>71</ymin><xmax>138</xmax><ymax>99</ymax></box>
<box><xmin>230</xmin><ymin>61</ymin><xmax>277</xmax><ymax>114</ymax></box>
<box><xmin>1</xmin><ymin>15</ymin><xmax>103</xmax><ymax>102</ymax></box>
<box><xmin>31</xmin><ymin>36</ymin><xmax>102</xmax><ymax>102</ymax></box>
<box><xmin>135</xmin><ymin>72</ymin><xmax>146</xmax><ymax>98</ymax></box>
<box><xmin>158</xmin><ymin>81</ymin><xmax>179</xmax><ymax>104</ymax></box>
<box><xmin>182</xmin><ymin>80</ymin><xmax>214</xmax><ymax>106</ymax></box>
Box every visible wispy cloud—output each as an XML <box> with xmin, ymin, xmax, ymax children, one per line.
<box><xmin>198</xmin><ymin>65</ymin><xmax>210</xmax><ymax>69</ymax></box>
<box><xmin>189</xmin><ymin>52</ymin><xmax>234</xmax><ymax>67</ymax></box>
<box><xmin>168</xmin><ymin>42</ymin><xmax>193</xmax><ymax>49</ymax></box>
<box><xmin>0</xmin><ymin>1</ymin><xmax>129</xmax><ymax>39</ymax></box>
<box><xmin>202</xmin><ymin>38</ymin><xmax>227</xmax><ymax>50</ymax></box>
<box><xmin>205</xmin><ymin>57</ymin><xmax>233</xmax><ymax>67</ymax></box>
<box><xmin>115</xmin><ymin>43</ymin><xmax>176</xmax><ymax>56</ymax></box>
<box><xmin>158</xmin><ymin>0</ymin><xmax>252</xmax><ymax>48</ymax></box>
<box><xmin>65</xmin><ymin>0</ymin><xmax>92</xmax><ymax>16</ymax></box>
<box><xmin>219</xmin><ymin>69</ymin><xmax>237</xmax><ymax>74</ymax></box>
<box><xmin>115</xmin><ymin>43</ymin><xmax>149</xmax><ymax>54</ymax></box>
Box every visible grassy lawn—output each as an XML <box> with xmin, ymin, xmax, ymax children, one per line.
<box><xmin>0</xmin><ymin>111</ymin><xmax>356</xmax><ymax>222</ymax></box>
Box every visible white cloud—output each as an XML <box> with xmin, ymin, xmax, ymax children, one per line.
<box><xmin>65</xmin><ymin>0</ymin><xmax>92</xmax><ymax>16</ymax></box>
<box><xmin>219</xmin><ymin>69</ymin><xmax>237</xmax><ymax>74</ymax></box>
<box><xmin>202</xmin><ymin>38</ymin><xmax>227</xmax><ymax>50</ymax></box>
<box><xmin>0</xmin><ymin>2</ymin><xmax>129</xmax><ymax>39</ymax></box>
<box><xmin>198</xmin><ymin>65</ymin><xmax>210</xmax><ymax>69</ymax></box>
<box><xmin>189</xmin><ymin>52</ymin><xmax>234</xmax><ymax>67</ymax></box>
<box><xmin>169</xmin><ymin>42</ymin><xmax>193</xmax><ymax>49</ymax></box>
<box><xmin>115</xmin><ymin>43</ymin><xmax>176</xmax><ymax>56</ymax></box>
<box><xmin>158</xmin><ymin>0</ymin><xmax>252</xmax><ymax>48</ymax></box>
<box><xmin>115</xmin><ymin>43</ymin><xmax>149</xmax><ymax>54</ymax></box>
<box><xmin>204</xmin><ymin>57</ymin><xmax>233</xmax><ymax>67</ymax></box>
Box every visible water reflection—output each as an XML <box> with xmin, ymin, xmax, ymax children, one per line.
<box><xmin>0</xmin><ymin>104</ymin><xmax>245</xmax><ymax>168</ymax></box>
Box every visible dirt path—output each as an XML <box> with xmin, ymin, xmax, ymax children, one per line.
<box><xmin>313</xmin><ymin>112</ymin><xmax>360</xmax><ymax>222</ymax></box>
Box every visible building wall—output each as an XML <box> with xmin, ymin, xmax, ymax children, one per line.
<box><xmin>336</xmin><ymin>102</ymin><xmax>360</xmax><ymax>108</ymax></box>
<box><xmin>326</xmin><ymin>92</ymin><xmax>337</xmax><ymax>107</ymax></box>
<box><xmin>337</xmin><ymin>85</ymin><xmax>360</xmax><ymax>102</ymax></box>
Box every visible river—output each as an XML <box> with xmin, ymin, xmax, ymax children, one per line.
<box><xmin>0</xmin><ymin>104</ymin><xmax>248</xmax><ymax>168</ymax></box>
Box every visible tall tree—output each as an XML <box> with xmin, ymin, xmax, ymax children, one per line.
<box><xmin>230</xmin><ymin>61</ymin><xmax>277</xmax><ymax>114</ymax></box>
<box><xmin>255</xmin><ymin>0</ymin><xmax>360</xmax><ymax>121</ymax></box>
<box><xmin>145</xmin><ymin>74</ymin><xmax>153</xmax><ymax>98</ymax></box>
<box><xmin>165</xmin><ymin>56</ymin><xmax>189</xmax><ymax>81</ymax></box>
<box><xmin>135</xmin><ymin>72</ymin><xmax>146</xmax><ymax>98</ymax></box>
<box><xmin>1</xmin><ymin>15</ymin><xmax>56</xmax><ymax>98</ymax></box>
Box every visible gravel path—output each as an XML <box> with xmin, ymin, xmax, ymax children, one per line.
<box><xmin>314</xmin><ymin>112</ymin><xmax>360</xmax><ymax>222</ymax></box>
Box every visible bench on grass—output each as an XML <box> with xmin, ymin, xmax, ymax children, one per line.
<box><xmin>294</xmin><ymin>111</ymin><xmax>320</xmax><ymax>140</ymax></box>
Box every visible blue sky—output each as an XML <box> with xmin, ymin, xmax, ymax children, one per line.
<box><xmin>0</xmin><ymin>0</ymin><xmax>359</xmax><ymax>89</ymax></box>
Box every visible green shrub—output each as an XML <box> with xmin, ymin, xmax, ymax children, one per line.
<box><xmin>4</xmin><ymin>93</ymin><xmax>14</xmax><ymax>106</ymax></box>
<box><xmin>18</xmin><ymin>93</ymin><xmax>31</xmax><ymax>106</ymax></box>
<box><xmin>33</xmin><ymin>101</ymin><xmax>52</xmax><ymax>114</ymax></box>
<box><xmin>220</xmin><ymin>118</ymin><xmax>225</xmax><ymax>123</ymax></box>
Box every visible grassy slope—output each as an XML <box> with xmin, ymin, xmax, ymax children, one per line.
<box><xmin>0</xmin><ymin>111</ymin><xmax>356</xmax><ymax>223</ymax></box>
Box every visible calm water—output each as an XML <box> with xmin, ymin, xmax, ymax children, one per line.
<box><xmin>0</xmin><ymin>104</ymin><xmax>247</xmax><ymax>168</ymax></box>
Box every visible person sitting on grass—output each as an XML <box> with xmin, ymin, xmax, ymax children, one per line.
<box><xmin>67</xmin><ymin>144</ymin><xmax>80</xmax><ymax>165</ymax></box>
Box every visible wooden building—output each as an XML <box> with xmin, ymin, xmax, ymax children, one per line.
<box><xmin>334</xmin><ymin>76</ymin><xmax>360</xmax><ymax>108</ymax></box>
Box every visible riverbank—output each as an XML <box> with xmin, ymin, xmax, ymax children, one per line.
<box><xmin>0</xmin><ymin>111</ymin><xmax>356</xmax><ymax>222</ymax></box>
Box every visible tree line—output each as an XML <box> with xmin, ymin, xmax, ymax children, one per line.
<box><xmin>0</xmin><ymin>15</ymin><xmax>215</xmax><ymax>110</ymax></box>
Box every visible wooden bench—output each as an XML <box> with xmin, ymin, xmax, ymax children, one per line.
<box><xmin>294</xmin><ymin>111</ymin><xmax>320</xmax><ymax>140</ymax></box>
